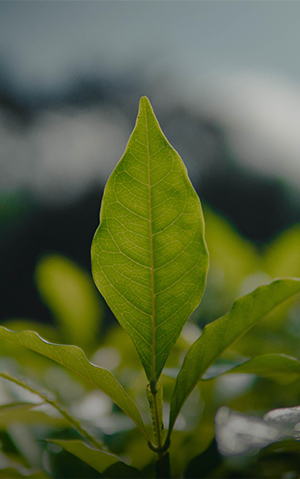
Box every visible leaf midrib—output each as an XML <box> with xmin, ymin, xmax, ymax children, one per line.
<box><xmin>145</xmin><ymin>109</ymin><xmax>156</xmax><ymax>383</ymax></box>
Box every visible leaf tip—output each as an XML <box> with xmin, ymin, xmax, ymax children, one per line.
<box><xmin>139</xmin><ymin>95</ymin><xmax>152</xmax><ymax>111</ymax></box>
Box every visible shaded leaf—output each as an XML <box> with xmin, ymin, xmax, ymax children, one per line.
<box><xmin>35</xmin><ymin>254</ymin><xmax>103</xmax><ymax>350</ymax></box>
<box><xmin>0</xmin><ymin>372</ymin><xmax>103</xmax><ymax>450</ymax></box>
<box><xmin>184</xmin><ymin>438</ymin><xmax>222</xmax><ymax>479</ymax></box>
<box><xmin>104</xmin><ymin>462</ymin><xmax>143</xmax><ymax>478</ymax></box>
<box><xmin>0</xmin><ymin>468</ymin><xmax>48</xmax><ymax>478</ymax></box>
<box><xmin>0</xmin><ymin>327</ymin><xmax>149</xmax><ymax>440</ymax></box>
<box><xmin>91</xmin><ymin>96</ymin><xmax>208</xmax><ymax>382</ymax></box>
<box><xmin>0</xmin><ymin>402</ymin><xmax>66</xmax><ymax>428</ymax></box>
<box><xmin>265</xmin><ymin>225</ymin><xmax>300</xmax><ymax>278</ymax></box>
<box><xmin>48</xmin><ymin>440</ymin><xmax>118</xmax><ymax>474</ymax></box>
<box><xmin>169</xmin><ymin>279</ymin><xmax>300</xmax><ymax>434</ymax></box>
<box><xmin>208</xmin><ymin>353</ymin><xmax>300</xmax><ymax>382</ymax></box>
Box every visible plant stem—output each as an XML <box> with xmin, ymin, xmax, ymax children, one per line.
<box><xmin>149</xmin><ymin>382</ymin><xmax>171</xmax><ymax>478</ymax></box>
<box><xmin>152</xmin><ymin>384</ymin><xmax>162</xmax><ymax>453</ymax></box>
<box><xmin>0</xmin><ymin>372</ymin><xmax>103</xmax><ymax>451</ymax></box>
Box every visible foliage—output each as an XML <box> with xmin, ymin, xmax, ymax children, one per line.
<box><xmin>0</xmin><ymin>97</ymin><xmax>299</xmax><ymax>478</ymax></box>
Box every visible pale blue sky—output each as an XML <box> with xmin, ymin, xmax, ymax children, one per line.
<box><xmin>1</xmin><ymin>1</ymin><xmax>300</xmax><ymax>193</ymax></box>
<box><xmin>0</xmin><ymin>1</ymin><xmax>299</xmax><ymax>94</ymax></box>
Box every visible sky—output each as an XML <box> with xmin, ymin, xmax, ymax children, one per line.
<box><xmin>1</xmin><ymin>1</ymin><xmax>300</xmax><ymax>200</ymax></box>
<box><xmin>1</xmin><ymin>2</ymin><xmax>300</xmax><ymax>92</ymax></box>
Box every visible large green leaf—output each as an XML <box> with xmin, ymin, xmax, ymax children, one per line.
<box><xmin>91</xmin><ymin>96</ymin><xmax>208</xmax><ymax>382</ymax></box>
<box><xmin>169</xmin><ymin>278</ymin><xmax>300</xmax><ymax>435</ymax></box>
<box><xmin>0</xmin><ymin>327</ymin><xmax>149</xmax><ymax>440</ymax></box>
<box><xmin>47</xmin><ymin>439</ymin><xmax>119</xmax><ymax>473</ymax></box>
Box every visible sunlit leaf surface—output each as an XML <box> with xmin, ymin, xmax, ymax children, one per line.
<box><xmin>169</xmin><ymin>278</ymin><xmax>300</xmax><ymax>433</ymax></box>
<box><xmin>0</xmin><ymin>327</ymin><xmax>148</xmax><ymax>440</ymax></box>
<box><xmin>92</xmin><ymin>96</ymin><xmax>208</xmax><ymax>381</ymax></box>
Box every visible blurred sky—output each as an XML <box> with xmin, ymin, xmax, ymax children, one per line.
<box><xmin>1</xmin><ymin>1</ymin><xmax>300</xmax><ymax>198</ymax></box>
<box><xmin>1</xmin><ymin>1</ymin><xmax>300</xmax><ymax>92</ymax></box>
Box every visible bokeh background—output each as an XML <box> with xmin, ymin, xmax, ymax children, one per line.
<box><xmin>1</xmin><ymin>0</ymin><xmax>300</xmax><ymax>326</ymax></box>
<box><xmin>2</xmin><ymin>3</ymin><xmax>300</xmax><ymax>477</ymax></box>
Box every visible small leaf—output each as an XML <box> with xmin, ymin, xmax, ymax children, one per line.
<box><xmin>48</xmin><ymin>439</ymin><xmax>118</xmax><ymax>474</ymax></box>
<box><xmin>91</xmin><ymin>96</ymin><xmax>208</xmax><ymax>382</ymax></box>
<box><xmin>206</xmin><ymin>353</ymin><xmax>300</xmax><ymax>381</ymax></box>
<box><xmin>146</xmin><ymin>381</ymin><xmax>164</xmax><ymax>447</ymax></box>
<box><xmin>0</xmin><ymin>327</ymin><xmax>149</xmax><ymax>441</ymax></box>
<box><xmin>169</xmin><ymin>278</ymin><xmax>300</xmax><ymax>434</ymax></box>
<box><xmin>35</xmin><ymin>254</ymin><xmax>103</xmax><ymax>350</ymax></box>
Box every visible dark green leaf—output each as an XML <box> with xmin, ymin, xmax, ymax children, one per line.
<box><xmin>207</xmin><ymin>353</ymin><xmax>300</xmax><ymax>382</ymax></box>
<box><xmin>169</xmin><ymin>279</ymin><xmax>300</xmax><ymax>434</ymax></box>
<box><xmin>184</xmin><ymin>439</ymin><xmax>222</xmax><ymax>479</ymax></box>
<box><xmin>48</xmin><ymin>440</ymin><xmax>118</xmax><ymax>474</ymax></box>
<box><xmin>104</xmin><ymin>462</ymin><xmax>143</xmax><ymax>478</ymax></box>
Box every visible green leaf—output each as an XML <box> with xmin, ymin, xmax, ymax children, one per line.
<box><xmin>104</xmin><ymin>462</ymin><xmax>143</xmax><ymax>478</ymax></box>
<box><xmin>91</xmin><ymin>96</ymin><xmax>208</xmax><ymax>382</ymax></box>
<box><xmin>35</xmin><ymin>254</ymin><xmax>103</xmax><ymax>350</ymax></box>
<box><xmin>0</xmin><ymin>372</ymin><xmax>103</xmax><ymax>450</ymax></box>
<box><xmin>47</xmin><ymin>439</ymin><xmax>119</xmax><ymax>474</ymax></box>
<box><xmin>0</xmin><ymin>327</ymin><xmax>149</xmax><ymax>441</ymax></box>
<box><xmin>0</xmin><ymin>403</ymin><xmax>66</xmax><ymax>428</ymax></box>
<box><xmin>169</xmin><ymin>278</ymin><xmax>300</xmax><ymax>435</ymax></box>
<box><xmin>207</xmin><ymin>354</ymin><xmax>300</xmax><ymax>381</ymax></box>
<box><xmin>0</xmin><ymin>469</ymin><xmax>48</xmax><ymax>478</ymax></box>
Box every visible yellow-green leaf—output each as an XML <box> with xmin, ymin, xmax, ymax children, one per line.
<box><xmin>91</xmin><ymin>96</ymin><xmax>208</xmax><ymax>382</ymax></box>
<box><xmin>35</xmin><ymin>254</ymin><xmax>103</xmax><ymax>350</ymax></box>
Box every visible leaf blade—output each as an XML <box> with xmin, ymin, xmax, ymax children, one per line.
<box><xmin>0</xmin><ymin>327</ymin><xmax>149</xmax><ymax>440</ymax></box>
<box><xmin>210</xmin><ymin>354</ymin><xmax>300</xmax><ymax>380</ymax></box>
<box><xmin>169</xmin><ymin>278</ymin><xmax>300</xmax><ymax>434</ymax></box>
<box><xmin>35</xmin><ymin>254</ymin><xmax>103</xmax><ymax>350</ymax></box>
<box><xmin>202</xmin><ymin>354</ymin><xmax>300</xmax><ymax>382</ymax></box>
<box><xmin>91</xmin><ymin>96</ymin><xmax>208</xmax><ymax>381</ymax></box>
<box><xmin>47</xmin><ymin>439</ymin><xmax>119</xmax><ymax>473</ymax></box>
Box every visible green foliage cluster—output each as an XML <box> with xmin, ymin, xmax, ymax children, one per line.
<box><xmin>0</xmin><ymin>98</ymin><xmax>300</xmax><ymax>478</ymax></box>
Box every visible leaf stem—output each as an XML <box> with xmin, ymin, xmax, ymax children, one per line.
<box><xmin>0</xmin><ymin>372</ymin><xmax>103</xmax><ymax>451</ymax></box>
